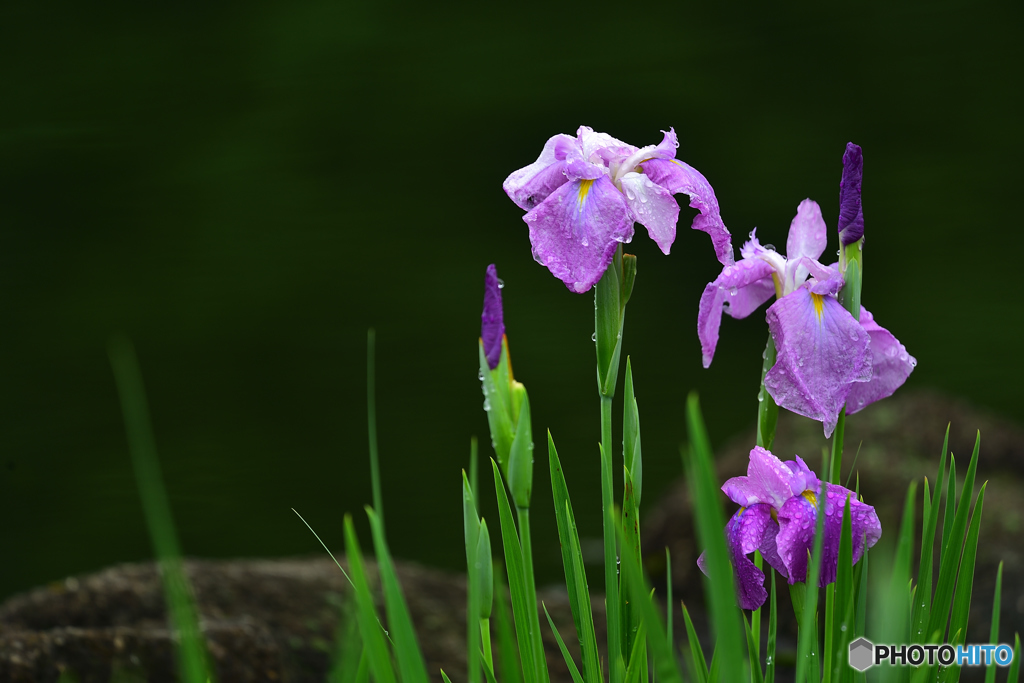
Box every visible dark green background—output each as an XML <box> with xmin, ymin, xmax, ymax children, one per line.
<box><xmin>2</xmin><ymin>0</ymin><xmax>1021</xmax><ymax>600</ymax></box>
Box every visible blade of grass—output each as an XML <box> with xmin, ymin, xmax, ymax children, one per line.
<box><xmin>328</xmin><ymin>599</ymin><xmax>361</xmax><ymax>683</ymax></box>
<box><xmin>766</xmin><ymin>572</ymin><xmax>777</xmax><ymax>683</ymax></box>
<box><xmin>366</xmin><ymin>328</ymin><xmax>384</xmax><ymax>533</ymax></box>
<box><xmin>366</xmin><ymin>507</ymin><xmax>429</xmax><ymax>683</ymax></box>
<box><xmin>877</xmin><ymin>482</ymin><xmax>917</xmax><ymax>683</ymax></box>
<box><xmin>547</xmin><ymin>432</ymin><xmax>602</xmax><ymax>683</ymax></box>
<box><xmin>795</xmin><ymin>480</ymin><xmax>829</xmax><ymax>683</ymax></box>
<box><xmin>941</xmin><ymin>481</ymin><xmax>987</xmax><ymax>683</ymax></box>
<box><xmin>940</xmin><ymin>454</ymin><xmax>957</xmax><ymax>576</ymax></box>
<box><xmin>682</xmin><ymin>393</ymin><xmax>744</xmax><ymax>683</ymax></box>
<box><xmin>681</xmin><ymin>602</ymin><xmax>708</xmax><ymax>683</ymax></box>
<box><xmin>1008</xmin><ymin>634</ymin><xmax>1021</xmax><ymax>683</ymax></box>
<box><xmin>542</xmin><ymin>604</ymin><xmax>585</xmax><ymax>683</ymax></box>
<box><xmin>343</xmin><ymin>515</ymin><xmax>397</xmax><ymax>683</ymax></box>
<box><xmin>744</xmin><ymin>612</ymin><xmax>764</xmax><ymax>683</ymax></box>
<box><xmin>621</xmin><ymin>465</ymin><xmax>644</xmax><ymax>667</ymax></box>
<box><xmin>912</xmin><ymin>426</ymin><xmax>948</xmax><ymax>643</ymax></box>
<box><xmin>623</xmin><ymin>617</ymin><xmax>649</xmax><ymax>683</ymax></box>
<box><xmin>829</xmin><ymin>495</ymin><xmax>854</xmax><ymax>683</ymax></box>
<box><xmin>464</xmin><ymin>472</ymin><xmax>483</xmax><ymax>683</ymax></box>
<box><xmin>666</xmin><ymin>549</ymin><xmax>674</xmax><ymax>650</ymax></box>
<box><xmin>928</xmin><ymin>434</ymin><xmax>981</xmax><ymax>642</ymax></box>
<box><xmin>494</xmin><ymin>561</ymin><xmax>524</xmax><ymax>683</ymax></box>
<box><xmin>108</xmin><ymin>337</ymin><xmax>209</xmax><ymax>683</ymax></box>
<box><xmin>984</xmin><ymin>562</ymin><xmax>1003</xmax><ymax>683</ymax></box>
<box><xmin>492</xmin><ymin>460</ymin><xmax>539</xmax><ymax>683</ymax></box>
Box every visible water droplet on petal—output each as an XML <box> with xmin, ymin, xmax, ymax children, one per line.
<box><xmin>497</xmin><ymin>278</ymin><xmax>505</xmax><ymax>289</ymax></box>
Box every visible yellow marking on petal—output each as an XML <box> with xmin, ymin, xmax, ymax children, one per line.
<box><xmin>802</xmin><ymin>490</ymin><xmax>818</xmax><ymax>508</ymax></box>
<box><xmin>770</xmin><ymin>508</ymin><xmax>778</xmax><ymax>522</ymax></box>
<box><xmin>736</xmin><ymin>506</ymin><xmax>746</xmax><ymax>517</ymax></box>
<box><xmin>810</xmin><ymin>293</ymin><xmax>824</xmax><ymax>322</ymax></box>
<box><xmin>577</xmin><ymin>179</ymin><xmax>594</xmax><ymax>209</ymax></box>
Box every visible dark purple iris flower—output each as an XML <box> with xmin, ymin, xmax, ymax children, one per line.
<box><xmin>481</xmin><ymin>264</ymin><xmax>504</xmax><ymax>370</ymax></box>
<box><xmin>698</xmin><ymin>447</ymin><xmax>881</xmax><ymax>610</ymax></box>
<box><xmin>503</xmin><ymin>127</ymin><xmax>732</xmax><ymax>293</ymax></box>
<box><xmin>837</xmin><ymin>143</ymin><xmax>864</xmax><ymax>247</ymax></box>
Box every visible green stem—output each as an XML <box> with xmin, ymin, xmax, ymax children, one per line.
<box><xmin>480</xmin><ymin>618</ymin><xmax>493</xmax><ymax>672</ymax></box>
<box><xmin>517</xmin><ymin>506</ymin><xmax>547</xmax><ymax>683</ymax></box>
<box><xmin>601</xmin><ymin>394</ymin><xmax>623</xmax><ymax>683</ymax></box>
<box><xmin>829</xmin><ymin>409</ymin><xmax>845</xmax><ymax>485</ymax></box>
<box><xmin>756</xmin><ymin>334</ymin><xmax>779</xmax><ymax>451</ymax></box>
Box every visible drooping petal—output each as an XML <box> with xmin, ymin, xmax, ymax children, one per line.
<box><xmin>698</xmin><ymin>258</ymin><xmax>775</xmax><ymax>367</ymax></box>
<box><xmin>577</xmin><ymin>126</ymin><xmax>635</xmax><ymax>165</ymax></box>
<box><xmin>726</xmin><ymin>277</ymin><xmax>776</xmax><ymax>319</ymax></box>
<box><xmin>784</xmin><ymin>200</ymin><xmax>828</xmax><ymax>289</ymax></box>
<box><xmin>837</xmin><ymin>143</ymin><xmax>864</xmax><ymax>247</ymax></box>
<box><xmin>776</xmin><ymin>484</ymin><xmax>881</xmax><ymax>586</ymax></box>
<box><xmin>481</xmin><ymin>264</ymin><xmax>504</xmax><ymax>370</ymax></box>
<box><xmin>641</xmin><ymin>158</ymin><xmax>734</xmax><ymax>266</ymax></box>
<box><xmin>524</xmin><ymin>176</ymin><xmax>634</xmax><ymax>293</ymax></box>
<box><xmin>764</xmin><ymin>287</ymin><xmax>871</xmax><ymax>437</ymax></box>
<box><xmin>698</xmin><ymin>504</ymin><xmax>775</xmax><ymax>610</ymax></box>
<box><xmin>619</xmin><ymin>171</ymin><xmax>680</xmax><ymax>254</ymax></box>
<box><xmin>845</xmin><ymin>308</ymin><xmax>916</xmax><ymax>415</ymax></box>
<box><xmin>617</xmin><ymin>128</ymin><xmax>679</xmax><ymax>178</ymax></box>
<box><xmin>722</xmin><ymin>446</ymin><xmax>798</xmax><ymax>510</ymax></box>
<box><xmin>503</xmin><ymin>133</ymin><xmax>575</xmax><ymax>211</ymax></box>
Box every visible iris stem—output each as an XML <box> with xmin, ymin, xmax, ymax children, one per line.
<box><xmin>480</xmin><ymin>618</ymin><xmax>493</xmax><ymax>672</ymax></box>
<box><xmin>829</xmin><ymin>409</ymin><xmax>845</xmax><ymax>485</ymax></box>
<box><xmin>601</xmin><ymin>394</ymin><xmax>623</xmax><ymax>682</ymax></box>
<box><xmin>756</xmin><ymin>334</ymin><xmax>779</xmax><ymax>451</ymax></box>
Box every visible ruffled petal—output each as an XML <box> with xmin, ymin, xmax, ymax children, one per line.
<box><xmin>838</xmin><ymin>143</ymin><xmax>864</xmax><ymax>247</ymax></box>
<box><xmin>577</xmin><ymin>126</ymin><xmax>635</xmax><ymax>165</ymax></box>
<box><xmin>698</xmin><ymin>258</ymin><xmax>775</xmax><ymax>367</ymax></box>
<box><xmin>783</xmin><ymin>455</ymin><xmax>819</xmax><ymax>498</ymax></box>
<box><xmin>786</xmin><ymin>199</ymin><xmax>828</xmax><ymax>267</ymax></box>
<box><xmin>845</xmin><ymin>308</ymin><xmax>916</xmax><ymax>415</ymax></box>
<box><xmin>776</xmin><ymin>484</ymin><xmax>881</xmax><ymax>586</ymax></box>
<box><xmin>524</xmin><ymin>176</ymin><xmax>634</xmax><ymax>293</ymax></box>
<box><xmin>641</xmin><ymin>158</ymin><xmax>734</xmax><ymax>266</ymax></box>
<box><xmin>503</xmin><ymin>134</ymin><xmax>575</xmax><ymax>211</ymax></box>
<box><xmin>764</xmin><ymin>288</ymin><xmax>871</xmax><ymax>437</ymax></box>
<box><xmin>619</xmin><ymin>171</ymin><xmax>680</xmax><ymax>254</ymax></box>
<box><xmin>481</xmin><ymin>264</ymin><xmax>504</xmax><ymax>370</ymax></box>
<box><xmin>722</xmin><ymin>446</ymin><xmax>798</xmax><ymax>509</ymax></box>
<box><xmin>698</xmin><ymin>504</ymin><xmax>775</xmax><ymax>610</ymax></box>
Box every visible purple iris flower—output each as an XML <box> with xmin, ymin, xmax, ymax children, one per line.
<box><xmin>503</xmin><ymin>127</ymin><xmax>732</xmax><ymax>293</ymax></box>
<box><xmin>698</xmin><ymin>198</ymin><xmax>915</xmax><ymax>437</ymax></box>
<box><xmin>698</xmin><ymin>446</ymin><xmax>881</xmax><ymax>610</ymax></box>
<box><xmin>481</xmin><ymin>264</ymin><xmax>504</xmax><ymax>370</ymax></box>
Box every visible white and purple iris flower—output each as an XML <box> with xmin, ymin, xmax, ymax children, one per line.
<box><xmin>503</xmin><ymin>126</ymin><xmax>732</xmax><ymax>293</ymax></box>
<box><xmin>698</xmin><ymin>144</ymin><xmax>916</xmax><ymax>437</ymax></box>
<box><xmin>698</xmin><ymin>447</ymin><xmax>881</xmax><ymax>610</ymax></box>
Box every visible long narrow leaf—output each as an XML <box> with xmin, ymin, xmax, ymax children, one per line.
<box><xmin>795</xmin><ymin>480</ymin><xmax>829</xmax><ymax>683</ymax></box>
<box><xmin>492</xmin><ymin>460</ymin><xmax>539</xmax><ymax>683</ymax></box>
<box><xmin>766</xmin><ymin>572</ymin><xmax>777</xmax><ymax>683</ymax></box>
<box><xmin>682</xmin><ymin>394</ymin><xmax>744</xmax><ymax>683</ymax></box>
<box><xmin>984</xmin><ymin>562</ymin><xmax>1003</xmax><ymax>683</ymax></box>
<box><xmin>682</xmin><ymin>602</ymin><xmax>708</xmax><ymax>683</ymax></box>
<box><xmin>494</xmin><ymin>562</ymin><xmax>524</xmax><ymax>683</ymax></box>
<box><xmin>942</xmin><ymin>482</ymin><xmax>987</xmax><ymax>683</ymax></box>
<box><xmin>878</xmin><ymin>482</ymin><xmax>917</xmax><ymax>683</ymax></box>
<box><xmin>621</xmin><ymin>465</ymin><xmax>644</xmax><ymax>665</ymax></box>
<box><xmin>928</xmin><ymin>434</ymin><xmax>981</xmax><ymax>642</ymax></box>
<box><xmin>343</xmin><ymin>516</ymin><xmax>397</xmax><ymax>683</ymax></box>
<box><xmin>744</xmin><ymin>612</ymin><xmax>764</xmax><ymax>683</ymax></box>
<box><xmin>366</xmin><ymin>507</ymin><xmax>429</xmax><ymax>683</ymax></box>
<box><xmin>830</xmin><ymin>495</ymin><xmax>854</xmax><ymax>683</ymax></box>
<box><xmin>464</xmin><ymin>472</ymin><xmax>483</xmax><ymax>683</ymax></box>
<box><xmin>1008</xmin><ymin>634</ymin><xmax>1021</xmax><ymax>683</ymax></box>
<box><xmin>547</xmin><ymin>432</ymin><xmax>602</xmax><ymax>683</ymax></box>
<box><xmin>542</xmin><ymin>604</ymin><xmax>585</xmax><ymax>683</ymax></box>
<box><xmin>913</xmin><ymin>426</ymin><xmax>949</xmax><ymax>642</ymax></box>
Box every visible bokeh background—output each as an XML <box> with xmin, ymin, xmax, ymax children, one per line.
<box><xmin>2</xmin><ymin>0</ymin><xmax>1022</xmax><ymax>601</ymax></box>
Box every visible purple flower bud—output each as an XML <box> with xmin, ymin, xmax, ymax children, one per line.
<box><xmin>481</xmin><ymin>264</ymin><xmax>504</xmax><ymax>370</ymax></box>
<box><xmin>837</xmin><ymin>142</ymin><xmax>864</xmax><ymax>247</ymax></box>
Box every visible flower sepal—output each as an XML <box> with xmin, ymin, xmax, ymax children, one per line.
<box><xmin>478</xmin><ymin>338</ymin><xmax>515</xmax><ymax>473</ymax></box>
<box><xmin>506</xmin><ymin>384</ymin><xmax>534</xmax><ymax>509</ymax></box>
<box><xmin>595</xmin><ymin>247</ymin><xmax>635</xmax><ymax>398</ymax></box>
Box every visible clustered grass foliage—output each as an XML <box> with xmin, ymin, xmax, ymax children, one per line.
<box><xmin>106</xmin><ymin>156</ymin><xmax>1017</xmax><ymax>683</ymax></box>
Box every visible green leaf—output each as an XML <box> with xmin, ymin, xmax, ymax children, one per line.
<box><xmin>1008</xmin><ymin>633</ymin><xmax>1021</xmax><ymax>683</ymax></box>
<box><xmin>666</xmin><ymin>549</ymin><xmax>674</xmax><ymax>651</ymax></box>
<box><xmin>877</xmin><ymin>482</ymin><xmax>917</xmax><ymax>683</ymax></box>
<box><xmin>542</xmin><ymin>604</ymin><xmax>585</xmax><ymax>683</ymax></box>
<box><xmin>617</xmin><ymin>526</ymin><xmax>684</xmax><ymax>683</ymax></box>
<box><xmin>984</xmin><ymin>562</ymin><xmax>1003</xmax><ymax>683</ymax></box>
<box><xmin>492</xmin><ymin>460</ymin><xmax>539</xmax><ymax>683</ymax></box>
<box><xmin>795</xmin><ymin>480</ymin><xmax>830</xmax><ymax>683</ymax></box>
<box><xmin>507</xmin><ymin>387</ymin><xmax>534</xmax><ymax>509</ymax></box>
<box><xmin>681</xmin><ymin>602</ymin><xmax>708</xmax><ymax>683</ymax></box>
<box><xmin>343</xmin><ymin>515</ymin><xmax>397</xmax><ymax>683</ymax></box>
<box><xmin>441</xmin><ymin>670</ymin><xmax>454</xmax><ymax>683</ymax></box>
<box><xmin>682</xmin><ymin>393</ymin><xmax>744</xmax><ymax>683</ymax></box>
<box><xmin>546</xmin><ymin>432</ymin><xmax>602</xmax><ymax>683</ymax></box>
<box><xmin>464</xmin><ymin>472</ymin><xmax>483</xmax><ymax>683</ymax></box>
<box><xmin>928</xmin><ymin>433</ymin><xmax>981</xmax><ymax>643</ymax></box>
<box><xmin>108</xmin><ymin>337</ymin><xmax>209</xmax><ymax>683</ymax></box>
<box><xmin>829</xmin><ymin>495</ymin><xmax>854</xmax><ymax>683</ymax></box>
<box><xmin>621</xmin><ymin>465</ymin><xmax>643</xmax><ymax>663</ymax></box>
<box><xmin>494</xmin><ymin>562</ymin><xmax>524</xmax><ymax>683</ymax></box>
<box><xmin>913</xmin><ymin>427</ymin><xmax>949</xmax><ymax>642</ymax></box>
<box><xmin>765</xmin><ymin>572</ymin><xmax>777</xmax><ymax>683</ymax></box>
<box><xmin>744</xmin><ymin>612</ymin><xmax>764</xmax><ymax>683</ymax></box>
<box><xmin>479</xmin><ymin>341</ymin><xmax>515</xmax><ymax>472</ymax></box>
<box><xmin>595</xmin><ymin>246</ymin><xmax>626</xmax><ymax>397</ymax></box>
<box><xmin>623</xmin><ymin>617</ymin><xmax>648</xmax><ymax>683</ymax></box>
<box><xmin>942</xmin><ymin>482</ymin><xmax>987</xmax><ymax>683</ymax></box>
<box><xmin>623</xmin><ymin>357</ymin><xmax>642</xmax><ymax>507</ymax></box>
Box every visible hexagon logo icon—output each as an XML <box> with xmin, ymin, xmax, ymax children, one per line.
<box><xmin>849</xmin><ymin>637</ymin><xmax>875</xmax><ymax>672</ymax></box>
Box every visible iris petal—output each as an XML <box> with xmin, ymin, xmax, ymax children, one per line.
<box><xmin>698</xmin><ymin>504</ymin><xmax>775</xmax><ymax>610</ymax></box>
<box><xmin>502</xmin><ymin>133</ymin><xmax>575</xmax><ymax>211</ymax></box>
<box><xmin>698</xmin><ymin>258</ymin><xmax>775</xmax><ymax>367</ymax></box>
<box><xmin>619</xmin><ymin>171</ymin><xmax>680</xmax><ymax>254</ymax></box>
<box><xmin>845</xmin><ymin>307</ymin><xmax>916</xmax><ymax>415</ymax></box>
<box><xmin>524</xmin><ymin>176</ymin><xmax>633</xmax><ymax>293</ymax></box>
<box><xmin>722</xmin><ymin>446</ymin><xmax>799</xmax><ymax>510</ymax></box>
<box><xmin>764</xmin><ymin>288</ymin><xmax>871</xmax><ymax>437</ymax></box>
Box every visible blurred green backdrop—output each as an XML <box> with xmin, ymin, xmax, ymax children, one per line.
<box><xmin>1</xmin><ymin>0</ymin><xmax>1021</xmax><ymax>600</ymax></box>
